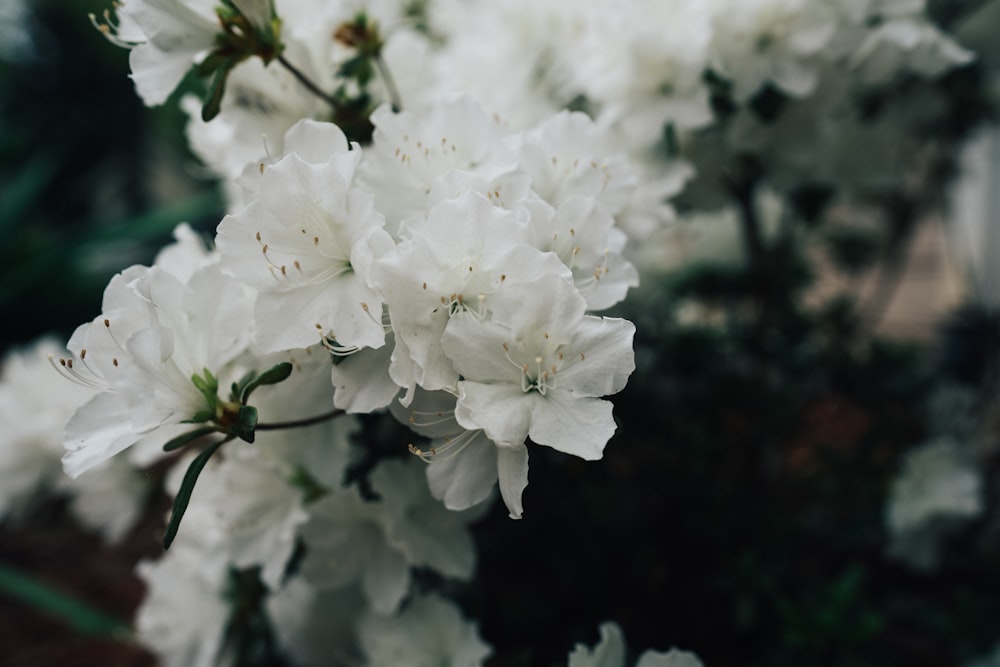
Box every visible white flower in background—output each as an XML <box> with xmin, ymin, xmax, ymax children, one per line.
<box><xmin>182</xmin><ymin>47</ymin><xmax>331</xmax><ymax>190</ymax></box>
<box><xmin>359</xmin><ymin>95</ymin><xmax>521</xmax><ymax>234</ymax></box>
<box><xmin>420</xmin><ymin>0</ymin><xmax>576</xmax><ymax>128</ymax></box>
<box><xmin>60</xmin><ymin>456</ymin><xmax>148</xmax><ymax>543</ymax></box>
<box><xmin>886</xmin><ymin>437</ymin><xmax>983</xmax><ymax>569</ymax></box>
<box><xmin>135</xmin><ymin>544</ymin><xmax>232</xmax><ymax>667</ymax></box>
<box><xmin>370</xmin><ymin>458</ymin><xmax>481</xmax><ymax>580</ymax></box>
<box><xmin>0</xmin><ymin>339</ymin><xmax>93</xmax><ymax>519</ymax></box>
<box><xmin>217</xmin><ymin>119</ymin><xmax>393</xmax><ymax>354</ymax></box>
<box><xmin>568</xmin><ymin>622</ymin><xmax>704</xmax><ymax>667</ymax></box>
<box><xmin>516</xmin><ymin>111</ymin><xmax>638</xmax><ymax>215</ymax></box>
<box><xmin>93</xmin><ymin>0</ymin><xmax>219</xmax><ymax>106</ymax></box>
<box><xmin>60</xmin><ymin>259</ymin><xmax>255</xmax><ymax>477</ymax></box>
<box><xmin>299</xmin><ymin>457</ymin><xmax>479</xmax><ymax>613</ymax></box>
<box><xmin>358</xmin><ymin>593</ymin><xmax>493</xmax><ymax>667</ymax></box>
<box><xmin>565</xmin><ymin>0</ymin><xmax>714</xmax><ymax>133</ymax></box>
<box><xmin>848</xmin><ymin>14</ymin><xmax>973</xmax><ymax>84</ymax></box>
<box><xmin>444</xmin><ymin>274</ymin><xmax>635</xmax><ymax>461</ymax></box>
<box><xmin>709</xmin><ymin>0</ymin><xmax>838</xmax><ymax>101</ymax></box>
<box><xmin>267</xmin><ymin>578</ymin><xmax>367</xmax><ymax>667</ymax></box>
<box><xmin>948</xmin><ymin>126</ymin><xmax>1000</xmax><ymax>311</ymax></box>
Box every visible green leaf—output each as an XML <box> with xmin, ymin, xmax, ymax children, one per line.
<box><xmin>240</xmin><ymin>362</ymin><xmax>293</xmax><ymax>403</ymax></box>
<box><xmin>237</xmin><ymin>404</ymin><xmax>259</xmax><ymax>443</ymax></box>
<box><xmin>186</xmin><ymin>409</ymin><xmax>216</xmax><ymax>424</ymax></box>
<box><xmin>163</xmin><ymin>437</ymin><xmax>230</xmax><ymax>550</ymax></box>
<box><xmin>162</xmin><ymin>426</ymin><xmax>218</xmax><ymax>452</ymax></box>
<box><xmin>0</xmin><ymin>563</ymin><xmax>129</xmax><ymax>637</ymax></box>
<box><xmin>202</xmin><ymin>60</ymin><xmax>235</xmax><ymax>122</ymax></box>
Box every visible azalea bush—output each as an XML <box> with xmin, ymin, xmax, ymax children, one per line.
<box><xmin>3</xmin><ymin>0</ymin><xmax>1000</xmax><ymax>665</ymax></box>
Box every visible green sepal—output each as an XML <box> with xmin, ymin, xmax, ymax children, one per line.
<box><xmin>237</xmin><ymin>404</ymin><xmax>259</xmax><ymax>443</ymax></box>
<box><xmin>163</xmin><ymin>437</ymin><xmax>230</xmax><ymax>550</ymax></box>
<box><xmin>191</xmin><ymin>368</ymin><xmax>218</xmax><ymax>395</ymax></box>
<box><xmin>202</xmin><ymin>60</ymin><xmax>235</xmax><ymax>122</ymax></box>
<box><xmin>230</xmin><ymin>369</ymin><xmax>257</xmax><ymax>403</ymax></box>
<box><xmin>186</xmin><ymin>411</ymin><xmax>215</xmax><ymax>425</ymax></box>
<box><xmin>338</xmin><ymin>54</ymin><xmax>375</xmax><ymax>87</ymax></box>
<box><xmin>241</xmin><ymin>362</ymin><xmax>293</xmax><ymax>403</ymax></box>
<box><xmin>162</xmin><ymin>426</ymin><xmax>219</xmax><ymax>452</ymax></box>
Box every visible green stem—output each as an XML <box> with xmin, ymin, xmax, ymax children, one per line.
<box><xmin>255</xmin><ymin>408</ymin><xmax>345</xmax><ymax>431</ymax></box>
<box><xmin>277</xmin><ymin>54</ymin><xmax>341</xmax><ymax>110</ymax></box>
<box><xmin>0</xmin><ymin>562</ymin><xmax>130</xmax><ymax>637</ymax></box>
<box><xmin>375</xmin><ymin>53</ymin><xmax>402</xmax><ymax>111</ymax></box>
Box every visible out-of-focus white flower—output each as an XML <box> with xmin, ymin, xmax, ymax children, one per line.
<box><xmin>298</xmin><ymin>457</ymin><xmax>479</xmax><ymax>613</ymax></box>
<box><xmin>358</xmin><ymin>593</ymin><xmax>492</xmax><ymax>667</ymax></box>
<box><xmin>0</xmin><ymin>339</ymin><xmax>93</xmax><ymax>519</ymax></box>
<box><xmin>568</xmin><ymin>622</ymin><xmax>703</xmax><ymax>667</ymax></box>
<box><xmin>886</xmin><ymin>437</ymin><xmax>983</xmax><ymax>569</ymax></box>
<box><xmin>60</xmin><ymin>456</ymin><xmax>148</xmax><ymax>543</ymax></box>
<box><xmin>267</xmin><ymin>578</ymin><xmax>367</xmax><ymax>667</ymax></box>
<box><xmin>94</xmin><ymin>0</ymin><xmax>219</xmax><ymax>106</ymax></box>
<box><xmin>709</xmin><ymin>0</ymin><xmax>837</xmax><ymax>101</ymax></box>
<box><xmin>135</xmin><ymin>543</ymin><xmax>231</xmax><ymax>667</ymax></box>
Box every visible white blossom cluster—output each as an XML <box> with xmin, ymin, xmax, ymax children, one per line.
<box><xmin>0</xmin><ymin>0</ymin><xmax>982</xmax><ymax>663</ymax></box>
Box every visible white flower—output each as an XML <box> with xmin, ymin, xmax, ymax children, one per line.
<box><xmin>217</xmin><ymin>119</ymin><xmax>393</xmax><ymax>354</ymax></box>
<box><xmin>709</xmin><ymin>0</ymin><xmax>838</xmax><ymax>101</ymax></box>
<box><xmin>60</xmin><ymin>259</ymin><xmax>255</xmax><ymax>477</ymax></box>
<box><xmin>358</xmin><ymin>593</ymin><xmax>492</xmax><ymax>667</ymax></box>
<box><xmin>60</xmin><ymin>456</ymin><xmax>147</xmax><ymax>543</ymax></box>
<box><xmin>391</xmin><ymin>388</ymin><xmax>526</xmax><ymax>519</ymax></box>
<box><xmin>266</xmin><ymin>578</ymin><xmax>367</xmax><ymax>667</ymax></box>
<box><xmin>359</xmin><ymin>95</ymin><xmax>520</xmax><ymax>234</ymax></box>
<box><xmin>95</xmin><ymin>0</ymin><xmax>219</xmax><ymax>106</ymax></box>
<box><xmin>886</xmin><ymin>437</ymin><xmax>983</xmax><ymax>569</ymax></box>
<box><xmin>299</xmin><ymin>457</ymin><xmax>479</xmax><ymax>613</ymax></box>
<box><xmin>568</xmin><ymin>622</ymin><xmax>703</xmax><ymax>667</ymax></box>
<box><xmin>888</xmin><ymin>438</ymin><xmax>983</xmax><ymax>534</ymax></box>
<box><xmin>135</xmin><ymin>545</ymin><xmax>231</xmax><ymax>667</ymax></box>
<box><xmin>0</xmin><ymin>338</ymin><xmax>94</xmax><ymax>519</ymax></box>
<box><xmin>444</xmin><ymin>274</ymin><xmax>635</xmax><ymax>461</ymax></box>
<box><xmin>372</xmin><ymin>190</ymin><xmax>570</xmax><ymax>398</ymax></box>
<box><xmin>370</xmin><ymin>458</ymin><xmax>480</xmax><ymax>580</ymax></box>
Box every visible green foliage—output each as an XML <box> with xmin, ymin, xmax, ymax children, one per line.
<box><xmin>163</xmin><ymin>437</ymin><xmax>230</xmax><ymax>550</ymax></box>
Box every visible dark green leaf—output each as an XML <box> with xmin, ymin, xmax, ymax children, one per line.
<box><xmin>163</xmin><ymin>437</ymin><xmax>230</xmax><ymax>550</ymax></box>
<box><xmin>237</xmin><ymin>404</ymin><xmax>259</xmax><ymax>443</ymax></box>
<box><xmin>241</xmin><ymin>362</ymin><xmax>293</xmax><ymax>403</ymax></box>
<box><xmin>202</xmin><ymin>61</ymin><xmax>235</xmax><ymax>122</ymax></box>
<box><xmin>163</xmin><ymin>426</ymin><xmax>218</xmax><ymax>452</ymax></box>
